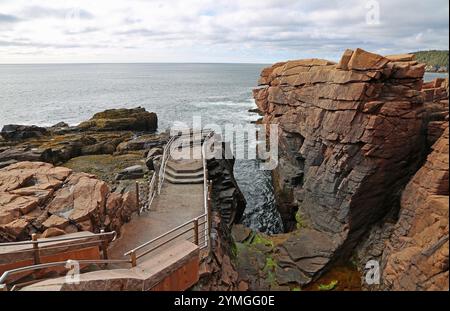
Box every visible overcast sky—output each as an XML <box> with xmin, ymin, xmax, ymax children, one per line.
<box><xmin>0</xmin><ymin>0</ymin><xmax>448</xmax><ymax>64</ymax></box>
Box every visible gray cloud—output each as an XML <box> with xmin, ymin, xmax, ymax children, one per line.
<box><xmin>64</xmin><ymin>27</ymin><xmax>100</xmax><ymax>35</ymax></box>
<box><xmin>0</xmin><ymin>13</ymin><xmax>20</xmax><ymax>23</ymax></box>
<box><xmin>0</xmin><ymin>0</ymin><xmax>448</xmax><ymax>63</ymax></box>
<box><xmin>20</xmin><ymin>6</ymin><xmax>94</xmax><ymax>20</ymax></box>
<box><xmin>0</xmin><ymin>39</ymin><xmax>107</xmax><ymax>49</ymax></box>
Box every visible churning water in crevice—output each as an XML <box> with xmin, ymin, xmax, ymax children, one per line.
<box><xmin>235</xmin><ymin>158</ymin><xmax>284</xmax><ymax>234</ymax></box>
<box><xmin>0</xmin><ymin>63</ymin><xmax>284</xmax><ymax>234</ymax></box>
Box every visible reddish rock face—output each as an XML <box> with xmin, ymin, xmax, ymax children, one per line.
<box><xmin>0</xmin><ymin>161</ymin><xmax>138</xmax><ymax>242</ymax></box>
<box><xmin>381</xmin><ymin>127</ymin><xmax>449</xmax><ymax>291</ymax></box>
<box><xmin>254</xmin><ymin>48</ymin><xmax>430</xmax><ymax>282</ymax></box>
<box><xmin>421</xmin><ymin>78</ymin><xmax>449</xmax><ymax>147</ymax></box>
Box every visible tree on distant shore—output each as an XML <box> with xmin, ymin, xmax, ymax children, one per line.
<box><xmin>412</xmin><ymin>50</ymin><xmax>449</xmax><ymax>72</ymax></box>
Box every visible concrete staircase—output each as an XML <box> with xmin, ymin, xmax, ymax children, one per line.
<box><xmin>165</xmin><ymin>160</ymin><xmax>204</xmax><ymax>184</ymax></box>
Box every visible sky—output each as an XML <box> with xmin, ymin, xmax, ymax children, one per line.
<box><xmin>0</xmin><ymin>0</ymin><xmax>448</xmax><ymax>64</ymax></box>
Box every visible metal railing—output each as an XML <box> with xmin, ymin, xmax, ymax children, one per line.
<box><xmin>0</xmin><ymin>231</ymin><xmax>119</xmax><ymax>290</ymax></box>
<box><xmin>123</xmin><ymin>213</ymin><xmax>209</xmax><ymax>267</ymax></box>
<box><xmin>202</xmin><ymin>131</ymin><xmax>214</xmax><ymax>248</ymax></box>
<box><xmin>157</xmin><ymin>134</ymin><xmax>179</xmax><ymax>195</ymax></box>
<box><xmin>142</xmin><ymin>172</ymin><xmax>157</xmax><ymax>214</ymax></box>
<box><xmin>124</xmin><ymin>129</ymin><xmax>215</xmax><ymax>267</ymax></box>
<box><xmin>141</xmin><ymin>132</ymin><xmax>180</xmax><ymax>213</ymax></box>
<box><xmin>0</xmin><ymin>259</ymin><xmax>131</xmax><ymax>291</ymax></box>
<box><xmin>157</xmin><ymin>129</ymin><xmax>215</xmax><ymax>194</ymax></box>
<box><xmin>0</xmin><ymin>231</ymin><xmax>117</xmax><ymax>266</ymax></box>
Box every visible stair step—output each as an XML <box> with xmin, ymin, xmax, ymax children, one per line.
<box><xmin>165</xmin><ymin>167</ymin><xmax>204</xmax><ymax>179</ymax></box>
<box><xmin>166</xmin><ymin>162</ymin><xmax>203</xmax><ymax>174</ymax></box>
<box><xmin>165</xmin><ymin>175</ymin><xmax>204</xmax><ymax>184</ymax></box>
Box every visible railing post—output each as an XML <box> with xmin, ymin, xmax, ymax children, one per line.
<box><xmin>135</xmin><ymin>181</ymin><xmax>140</xmax><ymax>212</ymax></box>
<box><xmin>130</xmin><ymin>251</ymin><xmax>137</xmax><ymax>267</ymax></box>
<box><xmin>193</xmin><ymin>218</ymin><xmax>199</xmax><ymax>246</ymax></box>
<box><xmin>100</xmin><ymin>230</ymin><xmax>108</xmax><ymax>261</ymax></box>
<box><xmin>207</xmin><ymin>180</ymin><xmax>213</xmax><ymax>248</ymax></box>
<box><xmin>31</xmin><ymin>233</ymin><xmax>40</xmax><ymax>265</ymax></box>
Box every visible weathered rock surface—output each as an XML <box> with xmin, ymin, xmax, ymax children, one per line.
<box><xmin>196</xmin><ymin>143</ymin><xmax>246</xmax><ymax>291</ymax></box>
<box><xmin>116</xmin><ymin>134</ymin><xmax>166</xmax><ymax>153</ymax></box>
<box><xmin>355</xmin><ymin>78</ymin><xmax>449</xmax><ymax>290</ymax></box>
<box><xmin>0</xmin><ymin>109</ymin><xmax>161</xmax><ymax>167</ymax></box>
<box><xmin>78</xmin><ymin>107</ymin><xmax>157</xmax><ymax>132</ymax></box>
<box><xmin>1</xmin><ymin>125</ymin><xmax>48</xmax><ymax>141</ymax></box>
<box><xmin>422</xmin><ymin>78</ymin><xmax>449</xmax><ymax>147</ymax></box>
<box><xmin>0</xmin><ymin>162</ymin><xmax>139</xmax><ymax>242</ymax></box>
<box><xmin>380</xmin><ymin>127</ymin><xmax>449</xmax><ymax>291</ymax></box>
<box><xmin>0</xmin><ymin>109</ymin><xmax>164</xmax><ymax>196</ymax></box>
<box><xmin>254</xmin><ymin>48</ymin><xmax>430</xmax><ymax>283</ymax></box>
<box><xmin>115</xmin><ymin>165</ymin><xmax>146</xmax><ymax>181</ymax></box>
<box><xmin>208</xmin><ymin>147</ymin><xmax>246</xmax><ymax>227</ymax></box>
<box><xmin>145</xmin><ymin>147</ymin><xmax>163</xmax><ymax>170</ymax></box>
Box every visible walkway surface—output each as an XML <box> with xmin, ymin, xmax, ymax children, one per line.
<box><xmin>108</xmin><ymin>138</ymin><xmax>206</xmax><ymax>265</ymax></box>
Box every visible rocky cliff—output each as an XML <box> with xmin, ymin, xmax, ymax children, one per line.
<box><xmin>381</xmin><ymin>127</ymin><xmax>448</xmax><ymax>290</ymax></box>
<box><xmin>253</xmin><ymin>48</ymin><xmax>448</xmax><ymax>286</ymax></box>
<box><xmin>196</xmin><ymin>143</ymin><xmax>247</xmax><ymax>291</ymax></box>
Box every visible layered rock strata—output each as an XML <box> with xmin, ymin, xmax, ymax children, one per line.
<box><xmin>196</xmin><ymin>143</ymin><xmax>246</xmax><ymax>291</ymax></box>
<box><xmin>380</xmin><ymin>127</ymin><xmax>449</xmax><ymax>290</ymax></box>
<box><xmin>422</xmin><ymin>78</ymin><xmax>449</xmax><ymax>146</ymax></box>
<box><xmin>356</xmin><ymin>77</ymin><xmax>449</xmax><ymax>290</ymax></box>
<box><xmin>253</xmin><ymin>48</ymin><xmax>430</xmax><ymax>283</ymax></box>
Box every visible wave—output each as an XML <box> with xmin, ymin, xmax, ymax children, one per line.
<box><xmin>191</xmin><ymin>100</ymin><xmax>254</xmax><ymax>108</ymax></box>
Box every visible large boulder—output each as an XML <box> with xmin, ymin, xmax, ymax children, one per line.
<box><xmin>0</xmin><ymin>161</ymin><xmax>139</xmax><ymax>242</ymax></box>
<box><xmin>0</xmin><ymin>147</ymin><xmax>54</xmax><ymax>164</ymax></box>
<box><xmin>78</xmin><ymin>107</ymin><xmax>157</xmax><ymax>132</ymax></box>
<box><xmin>115</xmin><ymin>165</ymin><xmax>146</xmax><ymax>181</ymax></box>
<box><xmin>1</xmin><ymin>125</ymin><xmax>48</xmax><ymax>141</ymax></box>
<box><xmin>145</xmin><ymin>147</ymin><xmax>163</xmax><ymax>170</ymax></box>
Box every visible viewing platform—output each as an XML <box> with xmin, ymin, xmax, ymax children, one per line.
<box><xmin>0</xmin><ymin>130</ymin><xmax>214</xmax><ymax>291</ymax></box>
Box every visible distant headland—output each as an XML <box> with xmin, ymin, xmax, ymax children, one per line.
<box><xmin>412</xmin><ymin>50</ymin><xmax>449</xmax><ymax>73</ymax></box>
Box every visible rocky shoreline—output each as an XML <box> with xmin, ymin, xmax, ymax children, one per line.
<box><xmin>249</xmin><ymin>48</ymin><xmax>448</xmax><ymax>290</ymax></box>
<box><xmin>0</xmin><ymin>49</ymin><xmax>448</xmax><ymax>291</ymax></box>
<box><xmin>0</xmin><ymin>106</ymin><xmax>247</xmax><ymax>291</ymax></box>
<box><xmin>0</xmin><ymin>107</ymin><xmax>164</xmax><ymax>241</ymax></box>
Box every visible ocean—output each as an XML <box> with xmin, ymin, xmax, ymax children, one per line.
<box><xmin>0</xmin><ymin>63</ymin><xmax>284</xmax><ymax>234</ymax></box>
<box><xmin>0</xmin><ymin>64</ymin><xmax>447</xmax><ymax>234</ymax></box>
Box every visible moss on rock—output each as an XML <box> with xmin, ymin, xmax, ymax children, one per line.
<box><xmin>64</xmin><ymin>153</ymin><xmax>145</xmax><ymax>184</ymax></box>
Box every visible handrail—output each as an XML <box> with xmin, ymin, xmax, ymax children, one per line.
<box><xmin>157</xmin><ymin>134</ymin><xmax>178</xmax><ymax>194</ymax></box>
<box><xmin>0</xmin><ymin>231</ymin><xmax>117</xmax><ymax>247</ymax></box>
<box><xmin>157</xmin><ymin>129</ymin><xmax>212</xmax><ymax>195</ymax></box>
<box><xmin>142</xmin><ymin>171</ymin><xmax>157</xmax><ymax>214</ymax></box>
<box><xmin>202</xmin><ymin>131</ymin><xmax>214</xmax><ymax>249</ymax></box>
<box><xmin>124</xmin><ymin>213</ymin><xmax>208</xmax><ymax>257</ymax></box>
<box><xmin>0</xmin><ymin>231</ymin><xmax>117</xmax><ymax>272</ymax></box>
<box><xmin>0</xmin><ymin>259</ymin><xmax>131</xmax><ymax>288</ymax></box>
<box><xmin>126</xmin><ymin>129</ymin><xmax>215</xmax><ymax>267</ymax></box>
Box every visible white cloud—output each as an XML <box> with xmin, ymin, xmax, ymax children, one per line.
<box><xmin>0</xmin><ymin>0</ymin><xmax>448</xmax><ymax>63</ymax></box>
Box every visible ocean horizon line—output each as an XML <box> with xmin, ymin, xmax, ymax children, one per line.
<box><xmin>0</xmin><ymin>61</ymin><xmax>272</xmax><ymax>66</ymax></box>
